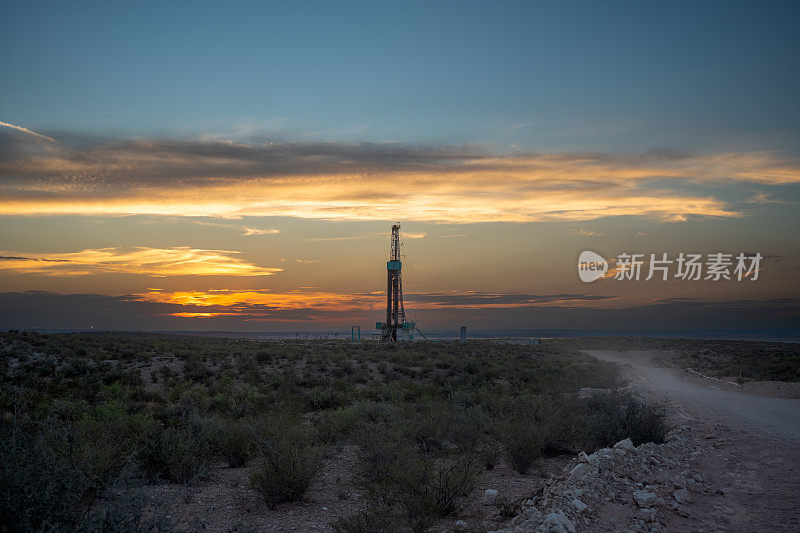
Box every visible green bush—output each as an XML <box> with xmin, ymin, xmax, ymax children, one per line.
<box><xmin>492</xmin><ymin>394</ymin><xmax>579</xmax><ymax>473</ymax></box>
<box><xmin>580</xmin><ymin>390</ymin><xmax>668</xmax><ymax>448</ymax></box>
<box><xmin>0</xmin><ymin>423</ymin><xmax>91</xmax><ymax>532</ymax></box>
<box><xmin>312</xmin><ymin>407</ymin><xmax>360</xmax><ymax>444</ymax></box>
<box><xmin>305</xmin><ymin>385</ymin><xmax>345</xmax><ymax>411</ymax></box>
<box><xmin>140</xmin><ymin>415</ymin><xmax>216</xmax><ymax>483</ymax></box>
<box><xmin>355</xmin><ymin>418</ymin><xmax>478</xmax><ymax>532</ymax></box>
<box><xmin>68</xmin><ymin>400</ymin><xmax>158</xmax><ymax>484</ymax></box>
<box><xmin>479</xmin><ymin>445</ymin><xmax>500</xmax><ymax>470</ymax></box>
<box><xmin>410</xmin><ymin>401</ymin><xmax>452</xmax><ymax>453</ymax></box>
<box><xmin>249</xmin><ymin>415</ymin><xmax>321</xmax><ymax>508</ymax></box>
<box><xmin>0</xmin><ymin>419</ymin><xmax>171</xmax><ymax>533</ymax></box>
<box><xmin>215</xmin><ymin>419</ymin><xmax>252</xmax><ymax>468</ymax></box>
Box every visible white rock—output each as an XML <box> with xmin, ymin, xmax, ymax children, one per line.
<box><xmin>541</xmin><ymin>510</ymin><xmax>576</xmax><ymax>533</ymax></box>
<box><xmin>674</xmin><ymin>488</ymin><xmax>691</xmax><ymax>504</ymax></box>
<box><xmin>578</xmin><ymin>451</ymin><xmax>590</xmax><ymax>463</ymax></box>
<box><xmin>483</xmin><ymin>488</ymin><xmax>499</xmax><ymax>505</ymax></box>
<box><xmin>563</xmin><ymin>488</ymin><xmax>585</xmax><ymax>499</ymax></box>
<box><xmin>568</xmin><ymin>462</ymin><xmax>594</xmax><ymax>479</ymax></box>
<box><xmin>571</xmin><ymin>498</ymin><xmax>588</xmax><ymax>513</ymax></box>
<box><xmin>633</xmin><ymin>490</ymin><xmax>658</xmax><ymax>508</ymax></box>
<box><xmin>614</xmin><ymin>438</ymin><xmax>636</xmax><ymax>452</ymax></box>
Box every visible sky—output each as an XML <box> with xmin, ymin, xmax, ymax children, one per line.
<box><xmin>1</xmin><ymin>1</ymin><xmax>799</xmax><ymax>333</ymax></box>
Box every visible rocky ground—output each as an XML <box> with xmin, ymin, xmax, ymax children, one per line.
<box><xmin>482</xmin><ymin>351</ymin><xmax>800</xmax><ymax>533</ymax></box>
<box><xmin>490</xmin><ymin>426</ymin><xmax>797</xmax><ymax>533</ymax></box>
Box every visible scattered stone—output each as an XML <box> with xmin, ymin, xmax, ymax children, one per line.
<box><xmin>614</xmin><ymin>438</ymin><xmax>637</xmax><ymax>453</ymax></box>
<box><xmin>673</xmin><ymin>488</ymin><xmax>691</xmax><ymax>504</ymax></box>
<box><xmin>454</xmin><ymin>519</ymin><xmax>469</xmax><ymax>532</ymax></box>
<box><xmin>571</xmin><ymin>498</ymin><xmax>588</xmax><ymax>513</ymax></box>
<box><xmin>640</xmin><ymin>508</ymin><xmax>656</xmax><ymax>522</ymax></box>
<box><xmin>674</xmin><ymin>503</ymin><xmax>690</xmax><ymax>517</ymax></box>
<box><xmin>633</xmin><ymin>490</ymin><xmax>658</xmax><ymax>508</ymax></box>
<box><xmin>568</xmin><ymin>463</ymin><xmax>593</xmax><ymax>479</ymax></box>
<box><xmin>563</xmin><ymin>488</ymin><xmax>584</xmax><ymax>499</ymax></box>
<box><xmin>489</xmin><ymin>426</ymin><xmax>717</xmax><ymax>533</ymax></box>
<box><xmin>541</xmin><ymin>510</ymin><xmax>576</xmax><ymax>533</ymax></box>
<box><xmin>483</xmin><ymin>488</ymin><xmax>499</xmax><ymax>505</ymax></box>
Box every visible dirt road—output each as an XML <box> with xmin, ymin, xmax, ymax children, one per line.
<box><xmin>585</xmin><ymin>350</ymin><xmax>800</xmax><ymax>441</ymax></box>
<box><xmin>585</xmin><ymin>349</ymin><xmax>800</xmax><ymax>531</ymax></box>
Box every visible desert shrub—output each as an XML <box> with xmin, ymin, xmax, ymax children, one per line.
<box><xmin>312</xmin><ymin>406</ymin><xmax>362</xmax><ymax>444</ymax></box>
<box><xmin>215</xmin><ymin>419</ymin><xmax>252</xmax><ymax>468</ymax></box>
<box><xmin>66</xmin><ymin>400</ymin><xmax>158</xmax><ymax>484</ymax></box>
<box><xmin>249</xmin><ymin>415</ymin><xmax>321</xmax><ymax>508</ymax></box>
<box><xmin>359</xmin><ymin>450</ymin><xmax>478</xmax><ymax>532</ymax></box>
<box><xmin>349</xmin><ymin>400</ymin><xmax>401</xmax><ymax>426</ymax></box>
<box><xmin>580</xmin><ymin>390</ymin><xmax>668</xmax><ymax>449</ymax></box>
<box><xmin>0</xmin><ymin>423</ymin><xmax>91</xmax><ymax>531</ymax></box>
<box><xmin>450</xmin><ymin>404</ymin><xmax>488</xmax><ymax>451</ymax></box>
<box><xmin>81</xmin><ymin>464</ymin><xmax>174</xmax><ymax>533</ymax></box>
<box><xmin>409</xmin><ymin>401</ymin><xmax>453</xmax><ymax>453</ymax></box>
<box><xmin>492</xmin><ymin>395</ymin><xmax>576</xmax><ymax>474</ymax></box>
<box><xmin>0</xmin><ymin>417</ymin><xmax>171</xmax><ymax>533</ymax></box>
<box><xmin>401</xmin><ymin>454</ymin><xmax>478</xmax><ymax>530</ymax></box>
<box><xmin>355</xmin><ymin>418</ymin><xmax>478</xmax><ymax>532</ymax></box>
<box><xmin>140</xmin><ymin>415</ymin><xmax>216</xmax><ymax>483</ymax></box>
<box><xmin>331</xmin><ymin>510</ymin><xmax>403</xmax><ymax>533</ymax></box>
<box><xmin>305</xmin><ymin>385</ymin><xmax>345</xmax><ymax>411</ymax></box>
<box><xmin>479</xmin><ymin>445</ymin><xmax>500</xmax><ymax>470</ymax></box>
<box><xmin>495</xmin><ymin>494</ymin><xmax>523</xmax><ymax>518</ymax></box>
<box><xmin>496</xmin><ymin>421</ymin><xmax>541</xmax><ymax>474</ymax></box>
<box><xmin>254</xmin><ymin>349</ymin><xmax>273</xmax><ymax>365</ymax></box>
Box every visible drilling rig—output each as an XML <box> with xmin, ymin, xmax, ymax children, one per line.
<box><xmin>376</xmin><ymin>224</ymin><xmax>418</xmax><ymax>341</ymax></box>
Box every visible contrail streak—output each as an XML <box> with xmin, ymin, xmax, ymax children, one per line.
<box><xmin>0</xmin><ymin>120</ymin><xmax>58</xmax><ymax>144</ymax></box>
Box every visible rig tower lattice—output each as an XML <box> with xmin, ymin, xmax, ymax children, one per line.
<box><xmin>377</xmin><ymin>224</ymin><xmax>416</xmax><ymax>342</ymax></box>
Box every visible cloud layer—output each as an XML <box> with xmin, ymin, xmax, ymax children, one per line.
<box><xmin>3</xmin><ymin>130</ymin><xmax>798</xmax><ymax>222</ymax></box>
<box><xmin>1</xmin><ymin>290</ymin><xmax>797</xmax><ymax>331</ymax></box>
<box><xmin>129</xmin><ymin>289</ymin><xmax>615</xmax><ymax>321</ymax></box>
<box><xmin>0</xmin><ymin>247</ymin><xmax>280</xmax><ymax>276</ymax></box>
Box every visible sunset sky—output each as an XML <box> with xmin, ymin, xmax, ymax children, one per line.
<box><xmin>1</xmin><ymin>1</ymin><xmax>799</xmax><ymax>333</ymax></box>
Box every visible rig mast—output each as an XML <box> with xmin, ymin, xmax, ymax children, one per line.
<box><xmin>377</xmin><ymin>224</ymin><xmax>416</xmax><ymax>342</ymax></box>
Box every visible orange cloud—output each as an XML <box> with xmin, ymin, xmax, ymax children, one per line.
<box><xmin>0</xmin><ymin>247</ymin><xmax>281</xmax><ymax>277</ymax></box>
<box><xmin>135</xmin><ymin>289</ymin><xmax>377</xmax><ymax>311</ymax></box>
<box><xmin>3</xmin><ymin>136</ymin><xmax>797</xmax><ymax>222</ymax></box>
<box><xmin>132</xmin><ymin>289</ymin><xmax>612</xmax><ymax>320</ymax></box>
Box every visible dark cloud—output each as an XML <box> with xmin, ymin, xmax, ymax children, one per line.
<box><xmin>404</xmin><ymin>292</ymin><xmax>615</xmax><ymax>306</ymax></box>
<box><xmin>1</xmin><ymin>291</ymin><xmax>798</xmax><ymax>332</ymax></box>
<box><xmin>6</xmin><ymin>128</ymin><xmax>789</xmax><ymax>221</ymax></box>
<box><xmin>0</xmin><ymin>129</ymin><xmax>484</xmax><ymax>185</ymax></box>
<box><xmin>0</xmin><ymin>256</ymin><xmax>70</xmax><ymax>262</ymax></box>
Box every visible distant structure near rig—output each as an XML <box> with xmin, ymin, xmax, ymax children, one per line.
<box><xmin>376</xmin><ymin>224</ymin><xmax>419</xmax><ymax>342</ymax></box>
